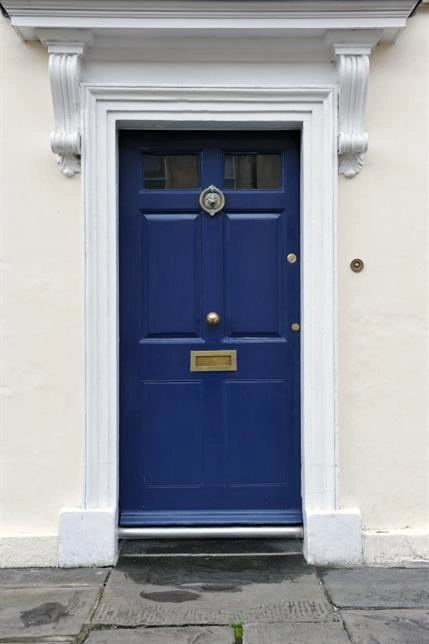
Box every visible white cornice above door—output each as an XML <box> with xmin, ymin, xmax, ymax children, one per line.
<box><xmin>3</xmin><ymin>1</ymin><xmax>418</xmax><ymax>44</ymax></box>
<box><xmin>2</xmin><ymin>0</ymin><xmax>418</xmax><ymax>176</ymax></box>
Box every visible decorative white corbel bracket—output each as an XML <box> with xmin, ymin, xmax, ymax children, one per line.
<box><xmin>326</xmin><ymin>30</ymin><xmax>382</xmax><ymax>178</ymax></box>
<box><xmin>335</xmin><ymin>45</ymin><xmax>372</xmax><ymax>178</ymax></box>
<box><xmin>46</xmin><ymin>42</ymin><xmax>86</xmax><ymax>177</ymax></box>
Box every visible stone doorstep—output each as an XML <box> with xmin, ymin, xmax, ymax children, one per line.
<box><xmin>119</xmin><ymin>538</ymin><xmax>303</xmax><ymax>558</ymax></box>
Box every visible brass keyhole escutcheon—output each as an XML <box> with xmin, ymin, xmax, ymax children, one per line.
<box><xmin>291</xmin><ymin>322</ymin><xmax>300</xmax><ymax>332</ymax></box>
<box><xmin>199</xmin><ymin>185</ymin><xmax>225</xmax><ymax>217</ymax></box>
<box><xmin>206</xmin><ymin>312</ymin><xmax>221</xmax><ymax>326</ymax></box>
<box><xmin>350</xmin><ymin>258</ymin><xmax>364</xmax><ymax>273</ymax></box>
<box><xmin>287</xmin><ymin>253</ymin><xmax>298</xmax><ymax>264</ymax></box>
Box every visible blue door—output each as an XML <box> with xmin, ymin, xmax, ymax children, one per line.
<box><xmin>119</xmin><ymin>131</ymin><xmax>301</xmax><ymax>526</ymax></box>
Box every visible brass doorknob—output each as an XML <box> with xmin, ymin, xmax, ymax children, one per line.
<box><xmin>206</xmin><ymin>312</ymin><xmax>221</xmax><ymax>326</ymax></box>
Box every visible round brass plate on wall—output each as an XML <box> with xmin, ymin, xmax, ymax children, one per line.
<box><xmin>350</xmin><ymin>258</ymin><xmax>364</xmax><ymax>273</ymax></box>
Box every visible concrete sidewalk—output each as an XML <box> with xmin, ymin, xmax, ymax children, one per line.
<box><xmin>1</xmin><ymin>540</ymin><xmax>428</xmax><ymax>643</ymax></box>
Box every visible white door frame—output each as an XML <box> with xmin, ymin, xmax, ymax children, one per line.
<box><xmin>58</xmin><ymin>84</ymin><xmax>362</xmax><ymax>567</ymax></box>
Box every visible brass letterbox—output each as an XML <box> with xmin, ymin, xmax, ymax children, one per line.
<box><xmin>190</xmin><ymin>350</ymin><xmax>237</xmax><ymax>372</ymax></box>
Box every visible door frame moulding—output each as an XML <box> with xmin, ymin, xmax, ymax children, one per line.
<box><xmin>56</xmin><ymin>84</ymin><xmax>362</xmax><ymax>568</ymax></box>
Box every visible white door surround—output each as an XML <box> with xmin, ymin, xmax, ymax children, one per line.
<box><xmin>61</xmin><ymin>83</ymin><xmax>362</xmax><ymax>567</ymax></box>
<box><xmin>1</xmin><ymin>0</ymin><xmax>417</xmax><ymax>567</ymax></box>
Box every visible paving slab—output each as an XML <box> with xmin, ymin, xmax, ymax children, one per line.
<box><xmin>0</xmin><ymin>640</ymin><xmax>74</xmax><ymax>643</ymax></box>
<box><xmin>319</xmin><ymin>567</ymin><xmax>429</xmax><ymax>608</ymax></box>
<box><xmin>0</xmin><ymin>640</ymin><xmax>75</xmax><ymax>643</ymax></box>
<box><xmin>94</xmin><ymin>555</ymin><xmax>333</xmax><ymax>626</ymax></box>
<box><xmin>0</xmin><ymin>567</ymin><xmax>109</xmax><ymax>588</ymax></box>
<box><xmin>244</xmin><ymin>622</ymin><xmax>351</xmax><ymax>643</ymax></box>
<box><xmin>85</xmin><ymin>626</ymin><xmax>235</xmax><ymax>643</ymax></box>
<box><xmin>0</xmin><ymin>587</ymin><xmax>100</xmax><ymax>639</ymax></box>
<box><xmin>341</xmin><ymin>609</ymin><xmax>429</xmax><ymax>643</ymax></box>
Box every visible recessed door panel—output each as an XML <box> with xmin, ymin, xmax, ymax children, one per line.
<box><xmin>141</xmin><ymin>214</ymin><xmax>201</xmax><ymax>338</ymax></box>
<box><xmin>140</xmin><ymin>381</ymin><xmax>203</xmax><ymax>486</ymax></box>
<box><xmin>224</xmin><ymin>214</ymin><xmax>282</xmax><ymax>337</ymax></box>
<box><xmin>224</xmin><ymin>380</ymin><xmax>288</xmax><ymax>486</ymax></box>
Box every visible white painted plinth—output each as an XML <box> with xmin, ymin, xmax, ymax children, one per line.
<box><xmin>58</xmin><ymin>507</ymin><xmax>117</xmax><ymax>567</ymax></box>
<box><xmin>304</xmin><ymin>509</ymin><xmax>363</xmax><ymax>565</ymax></box>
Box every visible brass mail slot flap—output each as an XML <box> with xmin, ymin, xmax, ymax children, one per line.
<box><xmin>190</xmin><ymin>350</ymin><xmax>237</xmax><ymax>372</ymax></box>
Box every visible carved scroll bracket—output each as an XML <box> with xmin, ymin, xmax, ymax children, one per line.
<box><xmin>44</xmin><ymin>36</ymin><xmax>92</xmax><ymax>176</ymax></box>
<box><xmin>327</xmin><ymin>32</ymin><xmax>381</xmax><ymax>178</ymax></box>
<box><xmin>336</xmin><ymin>46</ymin><xmax>371</xmax><ymax>178</ymax></box>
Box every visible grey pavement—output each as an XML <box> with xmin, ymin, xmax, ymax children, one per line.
<box><xmin>0</xmin><ymin>540</ymin><xmax>428</xmax><ymax>643</ymax></box>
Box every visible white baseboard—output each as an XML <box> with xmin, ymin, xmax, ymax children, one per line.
<box><xmin>363</xmin><ymin>529</ymin><xmax>429</xmax><ymax>565</ymax></box>
<box><xmin>58</xmin><ymin>507</ymin><xmax>118</xmax><ymax>567</ymax></box>
<box><xmin>0</xmin><ymin>535</ymin><xmax>58</xmax><ymax>567</ymax></box>
<box><xmin>304</xmin><ymin>508</ymin><xmax>363</xmax><ymax>565</ymax></box>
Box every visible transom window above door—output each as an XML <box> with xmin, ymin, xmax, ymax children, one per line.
<box><xmin>143</xmin><ymin>147</ymin><xmax>282</xmax><ymax>191</ymax></box>
<box><xmin>224</xmin><ymin>154</ymin><xmax>281</xmax><ymax>189</ymax></box>
<box><xmin>143</xmin><ymin>154</ymin><xmax>200</xmax><ymax>189</ymax></box>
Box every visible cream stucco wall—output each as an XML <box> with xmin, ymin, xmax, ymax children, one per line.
<box><xmin>0</xmin><ymin>14</ymin><xmax>83</xmax><ymax>565</ymax></box>
<box><xmin>338</xmin><ymin>7</ymin><xmax>429</xmax><ymax>556</ymax></box>
<box><xmin>0</xmin><ymin>8</ymin><xmax>428</xmax><ymax>566</ymax></box>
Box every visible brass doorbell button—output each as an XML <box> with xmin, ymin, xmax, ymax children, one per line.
<box><xmin>350</xmin><ymin>258</ymin><xmax>364</xmax><ymax>273</ymax></box>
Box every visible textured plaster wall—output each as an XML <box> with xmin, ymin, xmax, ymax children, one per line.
<box><xmin>338</xmin><ymin>9</ymin><xmax>429</xmax><ymax>533</ymax></box>
<box><xmin>0</xmin><ymin>14</ymin><xmax>83</xmax><ymax>549</ymax></box>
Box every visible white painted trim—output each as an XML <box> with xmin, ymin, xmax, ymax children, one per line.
<box><xmin>55</xmin><ymin>83</ymin><xmax>363</xmax><ymax>567</ymax></box>
<box><xmin>58</xmin><ymin>508</ymin><xmax>117</xmax><ymax>567</ymax></box>
<box><xmin>325</xmin><ymin>32</ymin><xmax>379</xmax><ymax>177</ymax></box>
<box><xmin>3</xmin><ymin>1</ymin><xmax>416</xmax><ymax>37</ymax></box>
<box><xmin>304</xmin><ymin>509</ymin><xmax>363</xmax><ymax>565</ymax></box>
<box><xmin>46</xmin><ymin>41</ymin><xmax>87</xmax><ymax>177</ymax></box>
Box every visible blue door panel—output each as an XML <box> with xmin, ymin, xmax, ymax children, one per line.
<box><xmin>142</xmin><ymin>215</ymin><xmax>202</xmax><ymax>338</ymax></box>
<box><xmin>119</xmin><ymin>130</ymin><xmax>301</xmax><ymax>527</ymax></box>
<box><xmin>224</xmin><ymin>214</ymin><xmax>282</xmax><ymax>337</ymax></box>
<box><xmin>223</xmin><ymin>380</ymin><xmax>287</xmax><ymax>486</ymax></box>
<box><xmin>140</xmin><ymin>382</ymin><xmax>203</xmax><ymax>486</ymax></box>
